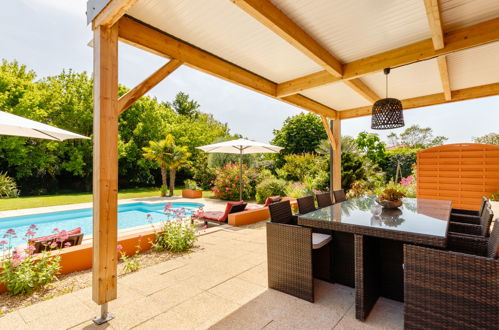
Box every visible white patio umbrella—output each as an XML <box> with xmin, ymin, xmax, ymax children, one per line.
<box><xmin>197</xmin><ymin>138</ymin><xmax>283</xmax><ymax>200</ymax></box>
<box><xmin>0</xmin><ymin>111</ymin><xmax>89</xmax><ymax>141</ymax></box>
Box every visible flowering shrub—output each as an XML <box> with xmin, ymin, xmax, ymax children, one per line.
<box><xmin>0</xmin><ymin>226</ymin><xmax>62</xmax><ymax>295</ymax></box>
<box><xmin>284</xmin><ymin>181</ymin><xmax>310</xmax><ymax>198</ymax></box>
<box><xmin>255</xmin><ymin>178</ymin><xmax>287</xmax><ymax>204</ymax></box>
<box><xmin>148</xmin><ymin>204</ymin><xmax>198</xmax><ymax>253</ymax></box>
<box><xmin>211</xmin><ymin>163</ymin><xmax>258</xmax><ymax>200</ymax></box>
<box><xmin>117</xmin><ymin>241</ymin><xmax>141</xmax><ymax>273</ymax></box>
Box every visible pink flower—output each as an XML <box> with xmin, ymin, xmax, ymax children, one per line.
<box><xmin>25</xmin><ymin>229</ymin><xmax>36</xmax><ymax>237</ymax></box>
<box><xmin>25</xmin><ymin>245</ymin><xmax>36</xmax><ymax>254</ymax></box>
<box><xmin>64</xmin><ymin>242</ymin><xmax>72</xmax><ymax>248</ymax></box>
<box><xmin>50</xmin><ymin>242</ymin><xmax>58</xmax><ymax>249</ymax></box>
<box><xmin>52</xmin><ymin>228</ymin><xmax>59</xmax><ymax>233</ymax></box>
<box><xmin>29</xmin><ymin>224</ymin><xmax>38</xmax><ymax>230</ymax></box>
<box><xmin>57</xmin><ymin>230</ymin><xmax>69</xmax><ymax>242</ymax></box>
<box><xmin>0</xmin><ymin>240</ymin><xmax>7</xmax><ymax>246</ymax></box>
<box><xmin>6</xmin><ymin>229</ymin><xmax>16</xmax><ymax>235</ymax></box>
<box><xmin>117</xmin><ymin>244</ymin><xmax>123</xmax><ymax>252</ymax></box>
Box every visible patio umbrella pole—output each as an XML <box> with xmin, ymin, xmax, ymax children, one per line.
<box><xmin>239</xmin><ymin>148</ymin><xmax>243</xmax><ymax>201</ymax></box>
<box><xmin>93</xmin><ymin>303</ymin><xmax>114</xmax><ymax>325</ymax></box>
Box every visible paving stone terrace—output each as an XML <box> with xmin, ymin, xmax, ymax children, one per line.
<box><xmin>0</xmin><ymin>220</ymin><xmax>404</xmax><ymax>330</ymax></box>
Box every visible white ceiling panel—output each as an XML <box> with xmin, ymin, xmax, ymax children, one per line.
<box><xmin>128</xmin><ymin>0</ymin><xmax>323</xmax><ymax>83</ymax></box>
<box><xmin>447</xmin><ymin>41</ymin><xmax>499</xmax><ymax>90</ymax></box>
<box><xmin>270</xmin><ymin>0</ymin><xmax>431</xmax><ymax>63</ymax></box>
<box><xmin>440</xmin><ymin>0</ymin><xmax>499</xmax><ymax>31</ymax></box>
<box><xmin>302</xmin><ymin>82</ymin><xmax>371</xmax><ymax>111</ymax></box>
<box><xmin>361</xmin><ymin>59</ymin><xmax>443</xmax><ymax>101</ymax></box>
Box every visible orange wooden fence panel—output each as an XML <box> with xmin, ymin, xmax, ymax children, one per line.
<box><xmin>416</xmin><ymin>143</ymin><xmax>499</xmax><ymax>210</ymax></box>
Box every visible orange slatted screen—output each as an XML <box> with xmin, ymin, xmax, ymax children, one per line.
<box><xmin>417</xmin><ymin>143</ymin><xmax>499</xmax><ymax>210</ymax></box>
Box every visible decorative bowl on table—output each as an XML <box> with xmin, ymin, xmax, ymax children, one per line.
<box><xmin>376</xmin><ymin>198</ymin><xmax>403</xmax><ymax>209</ymax></box>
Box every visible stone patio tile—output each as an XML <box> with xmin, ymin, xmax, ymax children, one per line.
<box><xmin>334</xmin><ymin>297</ymin><xmax>403</xmax><ymax>329</ymax></box>
<box><xmin>179</xmin><ymin>269</ymin><xmax>234</xmax><ymax>291</ymax></box>
<box><xmin>148</xmin><ymin>282</ymin><xmax>204</xmax><ymax>311</ymax></box>
<box><xmin>138</xmin><ymin>309</ymin><xmax>199</xmax><ymax>329</ymax></box>
<box><xmin>208</xmin><ymin>277</ymin><xmax>266</xmax><ymax>305</ymax></box>
<box><xmin>0</xmin><ymin>311</ymin><xmax>29</xmax><ymax>330</ymax></box>
<box><xmin>169</xmin><ymin>292</ymin><xmax>240</xmax><ymax>329</ymax></box>
<box><xmin>118</xmin><ymin>269</ymin><xmax>184</xmax><ymax>296</ymax></box>
<box><xmin>17</xmin><ymin>293</ymin><xmax>94</xmax><ymax>327</ymax></box>
<box><xmin>314</xmin><ymin>281</ymin><xmax>354</xmax><ymax>313</ymax></box>
<box><xmin>206</xmin><ymin>256</ymin><xmax>264</xmax><ymax>276</ymax></box>
<box><xmin>107</xmin><ymin>296</ymin><xmax>163</xmax><ymax>330</ymax></box>
<box><xmin>73</xmin><ymin>285</ymin><xmax>147</xmax><ymax>311</ymax></box>
<box><xmin>68</xmin><ymin>320</ymin><xmax>116</xmax><ymax>330</ymax></box>
<box><xmin>145</xmin><ymin>259</ymin><xmax>186</xmax><ymax>275</ymax></box>
<box><xmin>236</xmin><ymin>263</ymin><xmax>268</xmax><ymax>287</ymax></box>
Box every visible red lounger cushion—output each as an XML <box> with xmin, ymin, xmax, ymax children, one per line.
<box><xmin>264</xmin><ymin>196</ymin><xmax>282</xmax><ymax>207</ymax></box>
<box><xmin>29</xmin><ymin>227</ymin><xmax>82</xmax><ymax>243</ymax></box>
<box><xmin>194</xmin><ymin>201</ymin><xmax>245</xmax><ymax>222</ymax></box>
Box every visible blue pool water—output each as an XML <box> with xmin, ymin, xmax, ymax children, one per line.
<box><xmin>0</xmin><ymin>202</ymin><xmax>203</xmax><ymax>248</ymax></box>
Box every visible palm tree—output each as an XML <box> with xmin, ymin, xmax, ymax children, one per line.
<box><xmin>142</xmin><ymin>135</ymin><xmax>175</xmax><ymax>196</ymax></box>
<box><xmin>142</xmin><ymin>134</ymin><xmax>191</xmax><ymax>197</ymax></box>
<box><xmin>165</xmin><ymin>144</ymin><xmax>191</xmax><ymax>196</ymax></box>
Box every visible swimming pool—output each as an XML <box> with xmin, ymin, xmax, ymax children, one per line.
<box><xmin>0</xmin><ymin>202</ymin><xmax>203</xmax><ymax>248</ymax></box>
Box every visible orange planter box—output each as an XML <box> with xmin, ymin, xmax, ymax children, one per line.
<box><xmin>182</xmin><ymin>189</ymin><xmax>203</xmax><ymax>198</ymax></box>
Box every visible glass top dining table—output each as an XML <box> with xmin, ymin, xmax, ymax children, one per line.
<box><xmin>298</xmin><ymin>196</ymin><xmax>452</xmax><ymax>247</ymax></box>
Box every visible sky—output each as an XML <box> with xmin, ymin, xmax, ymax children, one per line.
<box><xmin>1</xmin><ymin>0</ymin><xmax>498</xmax><ymax>144</ymax></box>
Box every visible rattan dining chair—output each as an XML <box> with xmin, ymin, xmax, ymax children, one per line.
<box><xmin>450</xmin><ymin>197</ymin><xmax>490</xmax><ymax>225</ymax></box>
<box><xmin>332</xmin><ymin>189</ymin><xmax>347</xmax><ymax>203</ymax></box>
<box><xmin>297</xmin><ymin>195</ymin><xmax>316</xmax><ymax>214</ymax></box>
<box><xmin>448</xmin><ymin>204</ymin><xmax>493</xmax><ymax>237</ymax></box>
<box><xmin>315</xmin><ymin>192</ymin><xmax>333</xmax><ymax>208</ymax></box>
<box><xmin>404</xmin><ymin>219</ymin><xmax>499</xmax><ymax>329</ymax></box>
<box><xmin>266</xmin><ymin>201</ymin><xmax>332</xmax><ymax>302</ymax></box>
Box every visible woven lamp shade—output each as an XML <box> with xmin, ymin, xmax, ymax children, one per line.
<box><xmin>371</xmin><ymin>98</ymin><xmax>404</xmax><ymax>129</ymax></box>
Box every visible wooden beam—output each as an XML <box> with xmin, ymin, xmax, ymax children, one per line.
<box><xmin>277</xmin><ymin>71</ymin><xmax>340</xmax><ymax>97</ymax></box>
<box><xmin>423</xmin><ymin>0</ymin><xmax>444</xmax><ymax>50</ymax></box>
<box><xmin>437</xmin><ymin>56</ymin><xmax>452</xmax><ymax>101</ymax></box>
<box><xmin>343</xmin><ymin>79</ymin><xmax>379</xmax><ymax>103</ymax></box>
<box><xmin>92</xmin><ymin>0</ymin><xmax>137</xmax><ymax>29</ymax></box>
<box><xmin>280</xmin><ymin>17</ymin><xmax>499</xmax><ymax>93</ymax></box>
<box><xmin>118</xmin><ymin>16</ymin><xmax>337</xmax><ymax>118</ymax></box>
<box><xmin>332</xmin><ymin>119</ymin><xmax>341</xmax><ymax>190</ymax></box>
<box><xmin>231</xmin><ymin>0</ymin><xmax>342</xmax><ymax>78</ymax></box>
<box><xmin>92</xmin><ymin>23</ymin><xmax>119</xmax><ymax>305</ymax></box>
<box><xmin>339</xmin><ymin>82</ymin><xmax>499</xmax><ymax>119</ymax></box>
<box><xmin>118</xmin><ymin>59</ymin><xmax>183</xmax><ymax>114</ymax></box>
<box><xmin>320</xmin><ymin>115</ymin><xmax>337</xmax><ymax>150</ymax></box>
<box><xmin>232</xmin><ymin>0</ymin><xmax>378</xmax><ymax>103</ymax></box>
<box><xmin>281</xmin><ymin>94</ymin><xmax>337</xmax><ymax>119</ymax></box>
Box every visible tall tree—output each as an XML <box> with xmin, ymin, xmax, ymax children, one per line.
<box><xmin>355</xmin><ymin>131</ymin><xmax>387</xmax><ymax>165</ymax></box>
<box><xmin>165</xmin><ymin>91</ymin><xmax>200</xmax><ymax>117</ymax></box>
<box><xmin>387</xmin><ymin>125</ymin><xmax>447</xmax><ymax>149</ymax></box>
<box><xmin>473</xmin><ymin>133</ymin><xmax>499</xmax><ymax>145</ymax></box>
<box><xmin>271</xmin><ymin>113</ymin><xmax>327</xmax><ymax>165</ymax></box>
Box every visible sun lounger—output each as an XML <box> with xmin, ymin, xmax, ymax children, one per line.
<box><xmin>192</xmin><ymin>201</ymin><xmax>247</xmax><ymax>225</ymax></box>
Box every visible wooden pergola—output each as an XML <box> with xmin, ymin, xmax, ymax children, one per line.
<box><xmin>87</xmin><ymin>0</ymin><xmax>499</xmax><ymax>320</ymax></box>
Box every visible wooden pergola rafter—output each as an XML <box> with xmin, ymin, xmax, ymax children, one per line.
<box><xmin>87</xmin><ymin>0</ymin><xmax>499</xmax><ymax>322</ymax></box>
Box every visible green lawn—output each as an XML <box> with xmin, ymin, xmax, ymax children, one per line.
<box><xmin>0</xmin><ymin>187</ymin><xmax>214</xmax><ymax>211</ymax></box>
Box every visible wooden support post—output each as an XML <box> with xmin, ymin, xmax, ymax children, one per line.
<box><xmin>92</xmin><ymin>23</ymin><xmax>119</xmax><ymax>306</ymax></box>
<box><xmin>332</xmin><ymin>119</ymin><xmax>341</xmax><ymax>190</ymax></box>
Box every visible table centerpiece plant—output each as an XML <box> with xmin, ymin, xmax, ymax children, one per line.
<box><xmin>376</xmin><ymin>187</ymin><xmax>406</xmax><ymax>209</ymax></box>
